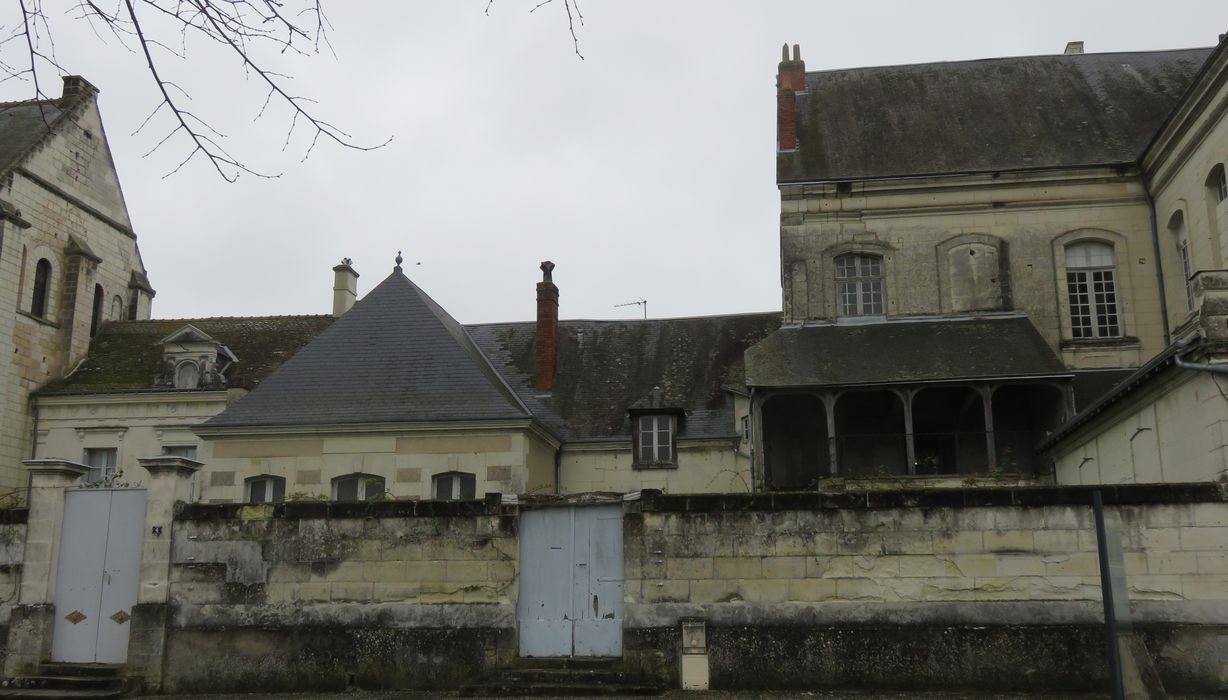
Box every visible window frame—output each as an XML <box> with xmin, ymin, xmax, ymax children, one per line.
<box><xmin>82</xmin><ymin>447</ymin><xmax>118</xmax><ymax>484</ymax></box>
<box><xmin>245</xmin><ymin>474</ymin><xmax>286</xmax><ymax>504</ymax></box>
<box><xmin>1210</xmin><ymin>164</ymin><xmax>1228</xmax><ymax>205</ymax></box>
<box><xmin>634</xmin><ymin>413</ymin><xmax>678</xmax><ymax>468</ymax></box>
<box><xmin>431</xmin><ymin>471</ymin><xmax>477</xmax><ymax>501</ymax></box>
<box><xmin>834</xmin><ymin>253</ymin><xmax>885</xmax><ymax>317</ymax></box>
<box><xmin>331</xmin><ymin>473</ymin><xmax>386</xmax><ymax>502</ymax></box>
<box><xmin>31</xmin><ymin>258</ymin><xmax>52</xmax><ymax>319</ymax></box>
<box><xmin>1064</xmin><ymin>241</ymin><xmax>1123</xmax><ymax>340</ymax></box>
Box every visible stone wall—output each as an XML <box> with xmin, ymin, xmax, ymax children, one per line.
<box><xmin>123</xmin><ymin>484</ymin><xmax>1228</xmax><ymax>693</ymax></box>
<box><xmin>625</xmin><ymin>485</ymin><xmax>1228</xmax><ymax>692</ymax></box>
<box><xmin>0</xmin><ymin>509</ymin><xmax>28</xmax><ymax>669</ymax></box>
<box><xmin>163</xmin><ymin>497</ymin><xmax>517</xmax><ymax>692</ymax></box>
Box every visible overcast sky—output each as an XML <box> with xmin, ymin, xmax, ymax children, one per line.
<box><xmin>6</xmin><ymin>2</ymin><xmax>1227</xmax><ymax>323</ymax></box>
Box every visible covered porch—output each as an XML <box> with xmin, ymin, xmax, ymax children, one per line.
<box><xmin>744</xmin><ymin>314</ymin><xmax>1074</xmax><ymax>490</ymax></box>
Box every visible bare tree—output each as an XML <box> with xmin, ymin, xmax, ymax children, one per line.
<box><xmin>1</xmin><ymin>1</ymin><xmax>585</xmax><ymax>181</ymax></box>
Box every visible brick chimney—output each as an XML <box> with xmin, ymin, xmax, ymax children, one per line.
<box><xmin>332</xmin><ymin>258</ymin><xmax>359</xmax><ymax>316</ymax></box>
<box><xmin>536</xmin><ymin>261</ymin><xmax>559</xmax><ymax>391</ymax></box>
<box><xmin>777</xmin><ymin>44</ymin><xmax>805</xmax><ymax>152</ymax></box>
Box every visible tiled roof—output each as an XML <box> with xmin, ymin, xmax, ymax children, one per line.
<box><xmin>469</xmin><ymin>312</ymin><xmax>781</xmax><ymax>441</ymax></box>
<box><xmin>38</xmin><ymin>315</ymin><xmax>335</xmax><ymax>395</ymax></box>
<box><xmin>744</xmin><ymin>314</ymin><xmax>1068</xmax><ymax>388</ymax></box>
<box><xmin>0</xmin><ymin>99</ymin><xmax>68</xmax><ymax>175</ymax></box>
<box><xmin>200</xmin><ymin>267</ymin><xmax>530</xmax><ymax>430</ymax></box>
<box><xmin>778</xmin><ymin>48</ymin><xmax>1213</xmax><ymax>182</ymax></box>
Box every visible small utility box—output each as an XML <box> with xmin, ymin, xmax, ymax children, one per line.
<box><xmin>679</xmin><ymin>619</ymin><xmax>709</xmax><ymax>690</ymax></box>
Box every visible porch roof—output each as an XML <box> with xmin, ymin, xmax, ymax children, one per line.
<box><xmin>744</xmin><ymin>314</ymin><xmax>1068</xmax><ymax>389</ymax></box>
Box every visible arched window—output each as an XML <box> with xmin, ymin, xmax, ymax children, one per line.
<box><xmin>111</xmin><ymin>295</ymin><xmax>124</xmax><ymax>320</ymax></box>
<box><xmin>245</xmin><ymin>475</ymin><xmax>286</xmax><ymax>504</ymax></box>
<box><xmin>90</xmin><ymin>284</ymin><xmax>104</xmax><ymax>337</ymax></box>
<box><xmin>1170</xmin><ymin>211</ymin><xmax>1193</xmax><ymax>310</ymax></box>
<box><xmin>1065</xmin><ymin>241</ymin><xmax>1121</xmax><ymax>339</ymax></box>
<box><xmin>834</xmin><ymin>253</ymin><xmax>884</xmax><ymax>316</ymax></box>
<box><xmin>30</xmin><ymin>258</ymin><xmax>51</xmax><ymax>318</ymax></box>
<box><xmin>332</xmin><ymin>473</ymin><xmax>386</xmax><ymax>502</ymax></box>
<box><xmin>174</xmin><ymin>361</ymin><xmax>200</xmax><ymax>389</ymax></box>
<box><xmin>432</xmin><ymin>471</ymin><xmax>477</xmax><ymax>501</ymax></box>
<box><xmin>1210</xmin><ymin>164</ymin><xmax>1228</xmax><ymax>205</ymax></box>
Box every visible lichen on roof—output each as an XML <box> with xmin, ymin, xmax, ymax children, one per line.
<box><xmin>38</xmin><ymin>315</ymin><xmax>336</xmax><ymax>395</ymax></box>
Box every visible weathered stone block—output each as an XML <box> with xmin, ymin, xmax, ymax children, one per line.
<box><xmin>713</xmin><ymin>557</ymin><xmax>761</xmax><ymax>580</ymax></box>
<box><xmin>643</xmin><ymin>580</ymin><xmax>689</xmax><ymax>603</ymax></box>
<box><xmin>445</xmin><ymin>561</ymin><xmax>488</xmax><ymax>583</ymax></box>
<box><xmin>788</xmin><ymin>578</ymin><xmax>836</xmax><ymax>602</ymax></box>
<box><xmin>690</xmin><ymin>579</ymin><xmax>740</xmax><ymax>603</ymax></box>
<box><xmin>738</xmin><ymin>579</ymin><xmax>789</xmax><ymax>603</ymax></box>
<box><xmin>933</xmin><ymin>531</ymin><xmax>984</xmax><ymax>554</ymax></box>
<box><xmin>1181</xmin><ymin>575</ymin><xmax>1228</xmax><ymax>600</ymax></box>
<box><xmin>761</xmin><ymin>556</ymin><xmax>806</xmax><ymax>579</ymax></box>
<box><xmin>834</xmin><ymin>577</ymin><xmax>882</xmax><ymax>601</ymax></box>
<box><xmin>881</xmin><ymin>532</ymin><xmax>933</xmax><ymax>555</ymax></box>
<box><xmin>363</xmin><ymin>561</ymin><xmax>407</xmax><ymax>582</ymax></box>
<box><xmin>897</xmin><ymin>555</ymin><xmax>960</xmax><ymax>578</ymax></box>
<box><xmin>984</xmin><ymin>530</ymin><xmax>1035</xmax><ymax>553</ymax></box>
<box><xmin>921</xmin><ymin>577</ymin><xmax>975</xmax><ymax>601</ymax></box>
<box><xmin>667</xmin><ymin>557</ymin><xmax>713</xmax><ymax>580</ymax></box>
<box><xmin>1179</xmin><ymin>526</ymin><xmax>1228</xmax><ymax>551</ymax></box>
<box><xmin>330</xmin><ymin>582</ymin><xmax>374</xmax><ymax>601</ymax></box>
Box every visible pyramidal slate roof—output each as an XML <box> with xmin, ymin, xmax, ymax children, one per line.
<box><xmin>200</xmin><ymin>266</ymin><xmax>529</xmax><ymax>430</ymax></box>
<box><xmin>778</xmin><ymin>48</ymin><xmax>1214</xmax><ymax>182</ymax></box>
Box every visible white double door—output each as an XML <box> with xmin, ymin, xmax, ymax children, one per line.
<box><xmin>517</xmin><ymin>505</ymin><xmax>624</xmax><ymax>657</ymax></box>
<box><xmin>51</xmin><ymin>488</ymin><xmax>146</xmax><ymax>664</ymax></box>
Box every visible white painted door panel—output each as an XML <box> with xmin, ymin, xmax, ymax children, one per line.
<box><xmin>51</xmin><ymin>489</ymin><xmax>145</xmax><ymax>664</ymax></box>
<box><xmin>518</xmin><ymin>505</ymin><xmax>623</xmax><ymax>658</ymax></box>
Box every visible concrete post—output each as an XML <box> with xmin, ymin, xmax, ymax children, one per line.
<box><xmin>4</xmin><ymin>459</ymin><xmax>88</xmax><ymax>676</ymax></box>
<box><xmin>127</xmin><ymin>455</ymin><xmax>201</xmax><ymax>689</ymax></box>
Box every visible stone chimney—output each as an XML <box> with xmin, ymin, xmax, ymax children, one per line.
<box><xmin>777</xmin><ymin>44</ymin><xmax>805</xmax><ymax>152</ymax></box>
<box><xmin>60</xmin><ymin>75</ymin><xmax>99</xmax><ymax>102</ymax></box>
<box><xmin>332</xmin><ymin>258</ymin><xmax>359</xmax><ymax>316</ymax></box>
<box><xmin>536</xmin><ymin>261</ymin><xmax>559</xmax><ymax>391</ymax></box>
<box><xmin>1063</xmin><ymin>41</ymin><xmax>1084</xmax><ymax>55</ymax></box>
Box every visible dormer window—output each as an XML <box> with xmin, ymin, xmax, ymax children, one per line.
<box><xmin>159</xmin><ymin>324</ymin><xmax>236</xmax><ymax>390</ymax></box>
<box><xmin>635</xmin><ymin>414</ymin><xmax>676</xmax><ymax>467</ymax></box>
<box><xmin>175</xmin><ymin>361</ymin><xmax>200</xmax><ymax>389</ymax></box>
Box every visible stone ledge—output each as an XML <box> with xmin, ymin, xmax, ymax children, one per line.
<box><xmin>638</xmin><ymin>482</ymin><xmax>1226</xmax><ymax>512</ymax></box>
<box><xmin>174</xmin><ymin>493</ymin><xmax>509</xmax><ymax>521</ymax></box>
<box><xmin>170</xmin><ymin>600</ymin><xmax>516</xmax><ymax>629</ymax></box>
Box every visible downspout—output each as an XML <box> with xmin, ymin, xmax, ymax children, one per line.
<box><xmin>25</xmin><ymin>395</ymin><xmax>39</xmax><ymax>506</ymax></box>
<box><xmin>1144</xmin><ymin>182</ymin><xmax>1173</xmax><ymax>347</ymax></box>
<box><xmin>554</xmin><ymin>445</ymin><xmax>562</xmax><ymax>496</ymax></box>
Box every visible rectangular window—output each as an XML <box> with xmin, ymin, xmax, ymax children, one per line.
<box><xmin>1067</xmin><ymin>269</ymin><xmax>1120</xmax><ymax>338</ymax></box>
<box><xmin>83</xmin><ymin>447</ymin><xmax>117</xmax><ymax>483</ymax></box>
<box><xmin>636</xmin><ymin>414</ymin><xmax>676</xmax><ymax>466</ymax></box>
<box><xmin>162</xmin><ymin>445</ymin><xmax>197</xmax><ymax>460</ymax></box>
<box><xmin>332</xmin><ymin>474</ymin><xmax>385</xmax><ymax>502</ymax></box>
<box><xmin>835</xmin><ymin>254</ymin><xmax>884</xmax><ymax>316</ymax></box>
<box><xmin>1217</xmin><ymin>170</ymin><xmax>1228</xmax><ymax>204</ymax></box>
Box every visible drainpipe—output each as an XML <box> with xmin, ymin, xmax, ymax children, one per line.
<box><xmin>1144</xmin><ymin>184</ymin><xmax>1172</xmax><ymax>346</ymax></box>
<box><xmin>25</xmin><ymin>396</ymin><xmax>39</xmax><ymax>505</ymax></box>
<box><xmin>554</xmin><ymin>445</ymin><xmax>562</xmax><ymax>496</ymax></box>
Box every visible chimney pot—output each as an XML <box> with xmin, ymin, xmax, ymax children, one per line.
<box><xmin>332</xmin><ymin>259</ymin><xmax>359</xmax><ymax>316</ymax></box>
<box><xmin>777</xmin><ymin>42</ymin><xmax>806</xmax><ymax>152</ymax></box>
<box><xmin>536</xmin><ymin>261</ymin><xmax>559</xmax><ymax>391</ymax></box>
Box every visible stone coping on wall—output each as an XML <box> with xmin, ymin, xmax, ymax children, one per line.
<box><xmin>174</xmin><ymin>494</ymin><xmax>510</xmax><ymax>521</ymax></box>
<box><xmin>637</xmin><ymin>482</ymin><xmax>1227</xmax><ymax>512</ymax></box>
<box><xmin>625</xmin><ymin>600</ymin><xmax>1228</xmax><ymax>628</ymax></box>
<box><xmin>170</xmin><ymin>601</ymin><xmax>516</xmax><ymax>629</ymax></box>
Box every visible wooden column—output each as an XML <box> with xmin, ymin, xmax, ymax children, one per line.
<box><xmin>901</xmin><ymin>388</ymin><xmax>917</xmax><ymax>475</ymax></box>
<box><xmin>822</xmin><ymin>392</ymin><xmax>839</xmax><ymax>476</ymax></box>
<box><xmin>981</xmin><ymin>385</ymin><xmax>998</xmax><ymax>471</ymax></box>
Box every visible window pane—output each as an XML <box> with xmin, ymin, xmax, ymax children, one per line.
<box><xmin>460</xmin><ymin>474</ymin><xmax>476</xmax><ymax>500</ymax></box>
<box><xmin>363</xmin><ymin>477</ymin><xmax>385</xmax><ymax>501</ymax></box>
<box><xmin>163</xmin><ymin>445</ymin><xmax>197</xmax><ymax>460</ymax></box>
<box><xmin>249</xmin><ymin>479</ymin><xmax>268</xmax><ymax>503</ymax></box>
<box><xmin>1066</xmin><ymin>242</ymin><xmax>1114</xmax><ymax>269</ymax></box>
<box><xmin>434</xmin><ymin>476</ymin><xmax>452</xmax><ymax>500</ymax></box>
<box><xmin>336</xmin><ymin>477</ymin><xmax>358</xmax><ymax>502</ymax></box>
<box><xmin>272</xmin><ymin>478</ymin><xmax>286</xmax><ymax>503</ymax></box>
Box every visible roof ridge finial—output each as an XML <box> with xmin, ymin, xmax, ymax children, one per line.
<box><xmin>395</xmin><ymin>250</ymin><xmax>404</xmax><ymax>271</ymax></box>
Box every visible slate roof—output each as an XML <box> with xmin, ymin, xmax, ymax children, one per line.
<box><xmin>38</xmin><ymin>316</ymin><xmax>335</xmax><ymax>395</ymax></box>
<box><xmin>200</xmin><ymin>267</ymin><xmax>530</xmax><ymax>430</ymax></box>
<box><xmin>0</xmin><ymin>99</ymin><xmax>68</xmax><ymax>175</ymax></box>
<box><xmin>778</xmin><ymin>48</ymin><xmax>1213</xmax><ymax>182</ymax></box>
<box><xmin>744</xmin><ymin>315</ymin><xmax>1068</xmax><ymax>388</ymax></box>
<box><xmin>468</xmin><ymin>313</ymin><xmax>780</xmax><ymax>441</ymax></box>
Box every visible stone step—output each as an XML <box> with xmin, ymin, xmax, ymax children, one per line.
<box><xmin>509</xmin><ymin>656</ymin><xmax>622</xmax><ymax>670</ymax></box>
<box><xmin>459</xmin><ymin>681</ymin><xmax>662</xmax><ymax>697</ymax></box>
<box><xmin>32</xmin><ymin>666</ymin><xmax>121</xmax><ymax>680</ymax></box>
<box><xmin>0</xmin><ymin>689</ymin><xmax>125</xmax><ymax>699</ymax></box>
<box><xmin>494</xmin><ymin>668</ymin><xmax>645</xmax><ymax>685</ymax></box>
<box><xmin>4</xmin><ymin>677</ymin><xmax>123</xmax><ymax>692</ymax></box>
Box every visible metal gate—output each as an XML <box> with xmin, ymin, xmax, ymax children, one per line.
<box><xmin>51</xmin><ymin>488</ymin><xmax>146</xmax><ymax>664</ymax></box>
<box><xmin>517</xmin><ymin>505</ymin><xmax>624</xmax><ymax>657</ymax></box>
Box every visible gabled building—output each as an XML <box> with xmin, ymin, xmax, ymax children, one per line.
<box><xmin>0</xmin><ymin>76</ymin><xmax>154</xmax><ymax>492</ymax></box>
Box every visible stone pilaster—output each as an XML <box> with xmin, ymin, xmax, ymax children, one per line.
<box><xmin>128</xmin><ymin>455</ymin><xmax>200</xmax><ymax>689</ymax></box>
<box><xmin>4</xmin><ymin>459</ymin><xmax>87</xmax><ymax>676</ymax></box>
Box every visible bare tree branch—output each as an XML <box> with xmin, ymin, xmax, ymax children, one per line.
<box><xmin>2</xmin><ymin>1</ymin><xmax>583</xmax><ymax>180</ymax></box>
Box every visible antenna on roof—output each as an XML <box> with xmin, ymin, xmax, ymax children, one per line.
<box><xmin>614</xmin><ymin>298</ymin><xmax>647</xmax><ymax>319</ymax></box>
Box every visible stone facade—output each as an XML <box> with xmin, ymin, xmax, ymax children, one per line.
<box><xmin>0</xmin><ymin>77</ymin><xmax>152</xmax><ymax>492</ymax></box>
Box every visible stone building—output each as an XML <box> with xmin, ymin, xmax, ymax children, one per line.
<box><xmin>0</xmin><ymin>76</ymin><xmax>154</xmax><ymax>493</ymax></box>
<box><xmin>3</xmin><ymin>37</ymin><xmax>1228</xmax><ymax>696</ymax></box>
